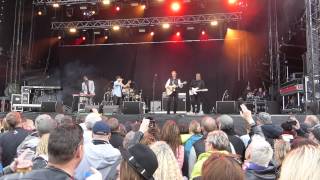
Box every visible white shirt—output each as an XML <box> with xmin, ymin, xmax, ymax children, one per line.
<box><xmin>81</xmin><ymin>80</ymin><xmax>95</xmax><ymax>94</ymax></box>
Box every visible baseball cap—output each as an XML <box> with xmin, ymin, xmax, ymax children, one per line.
<box><xmin>92</xmin><ymin>121</ymin><xmax>111</xmax><ymax>135</ymax></box>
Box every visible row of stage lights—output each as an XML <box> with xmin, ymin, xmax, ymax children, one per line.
<box><xmin>37</xmin><ymin>0</ymin><xmax>241</xmax><ymax>16</ymax></box>
<box><xmin>56</xmin><ymin>20</ymin><xmax>220</xmax><ymax>42</ymax></box>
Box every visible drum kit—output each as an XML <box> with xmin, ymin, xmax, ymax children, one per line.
<box><xmin>103</xmin><ymin>87</ymin><xmax>143</xmax><ymax>102</ymax></box>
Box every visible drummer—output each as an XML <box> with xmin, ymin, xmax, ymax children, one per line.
<box><xmin>112</xmin><ymin>76</ymin><xmax>131</xmax><ymax>105</ymax></box>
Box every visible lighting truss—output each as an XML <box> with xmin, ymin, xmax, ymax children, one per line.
<box><xmin>305</xmin><ymin>0</ymin><xmax>320</xmax><ymax>103</ymax></box>
<box><xmin>33</xmin><ymin>0</ymin><xmax>102</xmax><ymax>5</ymax></box>
<box><xmin>51</xmin><ymin>12</ymin><xmax>241</xmax><ymax>30</ymax></box>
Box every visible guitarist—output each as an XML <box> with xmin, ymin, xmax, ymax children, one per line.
<box><xmin>165</xmin><ymin>70</ymin><xmax>185</xmax><ymax>114</ymax></box>
<box><xmin>189</xmin><ymin>73</ymin><xmax>205</xmax><ymax>113</ymax></box>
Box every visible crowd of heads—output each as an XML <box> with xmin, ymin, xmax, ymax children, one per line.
<box><xmin>0</xmin><ymin>107</ymin><xmax>319</xmax><ymax>180</ymax></box>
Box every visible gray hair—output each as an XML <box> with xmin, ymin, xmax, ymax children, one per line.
<box><xmin>257</xmin><ymin>112</ymin><xmax>272</xmax><ymax>124</ymax></box>
<box><xmin>85</xmin><ymin>113</ymin><xmax>102</xmax><ymax>130</ymax></box>
<box><xmin>35</xmin><ymin>114</ymin><xmax>57</xmax><ymax>136</ymax></box>
<box><xmin>206</xmin><ymin>130</ymin><xmax>230</xmax><ymax>151</ymax></box>
<box><xmin>218</xmin><ymin>115</ymin><xmax>234</xmax><ymax>131</ymax></box>
<box><xmin>246</xmin><ymin>135</ymin><xmax>273</xmax><ymax>167</ymax></box>
<box><xmin>201</xmin><ymin>116</ymin><xmax>218</xmax><ymax>133</ymax></box>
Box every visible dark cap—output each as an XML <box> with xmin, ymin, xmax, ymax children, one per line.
<box><xmin>92</xmin><ymin>121</ymin><xmax>111</xmax><ymax>135</ymax></box>
<box><xmin>312</xmin><ymin>124</ymin><xmax>320</xmax><ymax>142</ymax></box>
<box><xmin>121</xmin><ymin>144</ymin><xmax>158</xmax><ymax>180</ymax></box>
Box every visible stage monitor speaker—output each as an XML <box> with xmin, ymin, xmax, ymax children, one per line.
<box><xmin>216</xmin><ymin>101</ymin><xmax>236</xmax><ymax>114</ymax></box>
<box><xmin>84</xmin><ymin>105</ymin><xmax>100</xmax><ymax>113</ymax></box>
<box><xmin>123</xmin><ymin>102</ymin><xmax>144</xmax><ymax>114</ymax></box>
<box><xmin>103</xmin><ymin>105</ymin><xmax>120</xmax><ymax>115</ymax></box>
<box><xmin>11</xmin><ymin>94</ymin><xmax>23</xmax><ymax>111</ymax></box>
<box><xmin>41</xmin><ymin>101</ymin><xmax>57</xmax><ymax>112</ymax></box>
<box><xmin>162</xmin><ymin>97</ymin><xmax>186</xmax><ymax>111</ymax></box>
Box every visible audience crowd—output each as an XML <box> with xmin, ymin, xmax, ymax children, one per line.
<box><xmin>0</xmin><ymin>104</ymin><xmax>319</xmax><ymax>180</ymax></box>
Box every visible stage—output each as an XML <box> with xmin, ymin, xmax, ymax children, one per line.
<box><xmin>0</xmin><ymin>112</ymin><xmax>309</xmax><ymax>135</ymax></box>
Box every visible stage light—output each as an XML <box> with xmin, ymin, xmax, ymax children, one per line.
<box><xmin>58</xmin><ymin>36</ymin><xmax>62</xmax><ymax>40</ymax></box>
<box><xmin>141</xmin><ymin>4</ymin><xmax>146</xmax><ymax>10</ymax></box>
<box><xmin>82</xmin><ymin>36</ymin><xmax>86</xmax><ymax>41</ymax></box>
<box><xmin>92</xmin><ymin>10</ymin><xmax>96</xmax><ymax>15</ymax></box>
<box><xmin>162</xmin><ymin>23</ymin><xmax>170</xmax><ymax>29</ymax></box>
<box><xmin>176</xmin><ymin>32</ymin><xmax>181</xmax><ymax>36</ymax></box>
<box><xmin>150</xmin><ymin>32</ymin><xmax>155</xmax><ymax>36</ymax></box>
<box><xmin>69</xmin><ymin>28</ymin><xmax>77</xmax><ymax>33</ymax></box>
<box><xmin>210</xmin><ymin>20</ymin><xmax>218</xmax><ymax>26</ymax></box>
<box><xmin>171</xmin><ymin>2</ymin><xmax>181</xmax><ymax>12</ymax></box>
<box><xmin>228</xmin><ymin>0</ymin><xmax>237</xmax><ymax>5</ymax></box>
<box><xmin>104</xmin><ymin>36</ymin><xmax>108</xmax><ymax>40</ymax></box>
<box><xmin>53</xmin><ymin>3</ymin><xmax>59</xmax><ymax>8</ymax></box>
<box><xmin>102</xmin><ymin>0</ymin><xmax>111</xmax><ymax>5</ymax></box>
<box><xmin>201</xmin><ymin>30</ymin><xmax>206</xmax><ymax>35</ymax></box>
<box><xmin>116</xmin><ymin>6</ymin><xmax>120</xmax><ymax>11</ymax></box>
<box><xmin>37</xmin><ymin>11</ymin><xmax>43</xmax><ymax>16</ymax></box>
<box><xmin>113</xmin><ymin>25</ymin><xmax>120</xmax><ymax>31</ymax></box>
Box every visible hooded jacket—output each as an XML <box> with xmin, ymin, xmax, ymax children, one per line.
<box><xmin>245</xmin><ymin>163</ymin><xmax>276</xmax><ymax>180</ymax></box>
<box><xmin>75</xmin><ymin>141</ymin><xmax>121</xmax><ymax>180</ymax></box>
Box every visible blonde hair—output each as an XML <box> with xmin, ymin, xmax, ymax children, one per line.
<box><xmin>274</xmin><ymin>140</ymin><xmax>290</xmax><ymax>166</ymax></box>
<box><xmin>36</xmin><ymin>134</ymin><xmax>50</xmax><ymax>156</ymax></box>
<box><xmin>280</xmin><ymin>145</ymin><xmax>320</xmax><ymax>180</ymax></box>
<box><xmin>150</xmin><ymin>141</ymin><xmax>183</xmax><ymax>180</ymax></box>
<box><xmin>189</xmin><ymin>120</ymin><xmax>201</xmax><ymax>134</ymax></box>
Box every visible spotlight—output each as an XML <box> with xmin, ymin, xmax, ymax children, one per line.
<box><xmin>116</xmin><ymin>6</ymin><xmax>120</xmax><ymax>11</ymax></box>
<box><xmin>150</xmin><ymin>32</ymin><xmax>155</xmax><ymax>36</ymax></box>
<box><xmin>228</xmin><ymin>0</ymin><xmax>237</xmax><ymax>5</ymax></box>
<box><xmin>162</xmin><ymin>23</ymin><xmax>170</xmax><ymax>29</ymax></box>
<box><xmin>82</xmin><ymin>36</ymin><xmax>86</xmax><ymax>41</ymax></box>
<box><xmin>171</xmin><ymin>2</ymin><xmax>181</xmax><ymax>12</ymax></box>
<box><xmin>210</xmin><ymin>20</ymin><xmax>218</xmax><ymax>26</ymax></box>
<box><xmin>113</xmin><ymin>25</ymin><xmax>120</xmax><ymax>31</ymax></box>
<box><xmin>176</xmin><ymin>32</ymin><xmax>181</xmax><ymax>36</ymax></box>
<box><xmin>141</xmin><ymin>4</ymin><xmax>146</xmax><ymax>10</ymax></box>
<box><xmin>53</xmin><ymin>3</ymin><xmax>59</xmax><ymax>8</ymax></box>
<box><xmin>104</xmin><ymin>36</ymin><xmax>108</xmax><ymax>40</ymax></box>
<box><xmin>201</xmin><ymin>30</ymin><xmax>206</xmax><ymax>35</ymax></box>
<box><xmin>102</xmin><ymin>0</ymin><xmax>111</xmax><ymax>5</ymax></box>
<box><xmin>37</xmin><ymin>11</ymin><xmax>43</xmax><ymax>16</ymax></box>
<box><xmin>69</xmin><ymin>28</ymin><xmax>77</xmax><ymax>33</ymax></box>
<box><xmin>58</xmin><ymin>36</ymin><xmax>62</xmax><ymax>40</ymax></box>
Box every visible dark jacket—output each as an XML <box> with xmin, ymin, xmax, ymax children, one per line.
<box><xmin>245</xmin><ymin>165</ymin><xmax>277</xmax><ymax>180</ymax></box>
<box><xmin>0</xmin><ymin>167</ymin><xmax>72</xmax><ymax>180</ymax></box>
<box><xmin>223</xmin><ymin>129</ymin><xmax>246</xmax><ymax>160</ymax></box>
<box><xmin>109</xmin><ymin>132</ymin><xmax>124</xmax><ymax>149</ymax></box>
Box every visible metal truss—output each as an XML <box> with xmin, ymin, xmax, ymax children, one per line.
<box><xmin>33</xmin><ymin>0</ymin><xmax>102</xmax><ymax>5</ymax></box>
<box><xmin>51</xmin><ymin>12</ymin><xmax>241</xmax><ymax>30</ymax></box>
<box><xmin>305</xmin><ymin>0</ymin><xmax>320</xmax><ymax>103</ymax></box>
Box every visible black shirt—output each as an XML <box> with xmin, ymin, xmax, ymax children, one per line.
<box><xmin>109</xmin><ymin>132</ymin><xmax>124</xmax><ymax>149</ymax></box>
<box><xmin>0</xmin><ymin>128</ymin><xmax>30</xmax><ymax>167</ymax></box>
<box><xmin>190</xmin><ymin>80</ymin><xmax>205</xmax><ymax>89</ymax></box>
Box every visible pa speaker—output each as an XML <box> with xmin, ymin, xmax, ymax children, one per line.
<box><xmin>103</xmin><ymin>105</ymin><xmax>120</xmax><ymax>115</ymax></box>
<box><xmin>41</xmin><ymin>101</ymin><xmax>57</xmax><ymax>112</ymax></box>
<box><xmin>216</xmin><ymin>101</ymin><xmax>236</xmax><ymax>114</ymax></box>
<box><xmin>123</xmin><ymin>102</ymin><xmax>144</xmax><ymax>114</ymax></box>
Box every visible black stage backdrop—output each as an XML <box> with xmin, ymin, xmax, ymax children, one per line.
<box><xmin>57</xmin><ymin>41</ymin><xmax>239</xmax><ymax>113</ymax></box>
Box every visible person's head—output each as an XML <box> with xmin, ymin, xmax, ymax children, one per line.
<box><xmin>205</xmin><ymin>130</ymin><xmax>230</xmax><ymax>152</ymax></box>
<box><xmin>309</xmin><ymin>124</ymin><xmax>320</xmax><ymax>144</ymax></box>
<box><xmin>150</xmin><ymin>141</ymin><xmax>183</xmax><ymax>180</ymax></box>
<box><xmin>245</xmin><ymin>135</ymin><xmax>273</xmax><ymax>167</ymax></box>
<box><xmin>171</xmin><ymin>70</ymin><xmax>177</xmax><ymax>79</ymax></box>
<box><xmin>304</xmin><ymin>115</ymin><xmax>319</xmax><ymax>128</ymax></box>
<box><xmin>123</xmin><ymin>131</ymin><xmax>136</xmax><ymax>149</ymax></box>
<box><xmin>22</xmin><ymin>119</ymin><xmax>36</xmax><ymax>131</ymax></box>
<box><xmin>92</xmin><ymin>121</ymin><xmax>111</xmax><ymax>141</ymax></box>
<box><xmin>201</xmin><ymin>116</ymin><xmax>219</xmax><ymax>135</ymax></box>
<box><xmin>258</xmin><ymin>87</ymin><xmax>263</xmax><ymax>92</ymax></box>
<box><xmin>5</xmin><ymin>112</ymin><xmax>23</xmax><ymax>129</ymax></box>
<box><xmin>196</xmin><ymin>73</ymin><xmax>201</xmax><ymax>80</ymax></box>
<box><xmin>83</xmin><ymin>76</ymin><xmax>88</xmax><ymax>81</ymax></box>
<box><xmin>217</xmin><ymin>115</ymin><xmax>234</xmax><ymax>132</ymax></box>
<box><xmin>120</xmin><ymin>144</ymin><xmax>158</xmax><ymax>180</ymax></box>
<box><xmin>189</xmin><ymin>120</ymin><xmax>201</xmax><ymax>135</ymax></box>
<box><xmin>85</xmin><ymin>112</ymin><xmax>102</xmax><ymax>130</ymax></box>
<box><xmin>280</xmin><ymin>145</ymin><xmax>320</xmax><ymax>180</ymax></box>
<box><xmin>160</xmin><ymin>120</ymin><xmax>181</xmax><ymax>156</ymax></box>
<box><xmin>274</xmin><ymin>139</ymin><xmax>291</xmax><ymax>167</ymax></box>
<box><xmin>116</xmin><ymin>75</ymin><xmax>122</xmax><ymax>81</ymax></box>
<box><xmin>48</xmin><ymin>124</ymin><xmax>84</xmax><ymax>168</ymax></box>
<box><xmin>256</xmin><ymin>112</ymin><xmax>272</xmax><ymax>125</ymax></box>
<box><xmin>54</xmin><ymin>114</ymin><xmax>65</xmax><ymax>126</ymax></box>
<box><xmin>35</xmin><ymin>114</ymin><xmax>58</xmax><ymax>137</ymax></box>
<box><xmin>59</xmin><ymin>115</ymin><xmax>74</xmax><ymax>126</ymax></box>
<box><xmin>36</xmin><ymin>133</ymin><xmax>50</xmax><ymax>156</ymax></box>
<box><xmin>290</xmin><ymin>137</ymin><xmax>318</xmax><ymax>150</ymax></box>
<box><xmin>106</xmin><ymin>118</ymin><xmax>120</xmax><ymax>132</ymax></box>
<box><xmin>202</xmin><ymin>153</ymin><xmax>244</xmax><ymax>180</ymax></box>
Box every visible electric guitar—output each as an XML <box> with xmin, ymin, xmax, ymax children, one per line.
<box><xmin>189</xmin><ymin>87</ymin><xmax>208</xmax><ymax>95</ymax></box>
<box><xmin>166</xmin><ymin>81</ymin><xmax>187</xmax><ymax>96</ymax></box>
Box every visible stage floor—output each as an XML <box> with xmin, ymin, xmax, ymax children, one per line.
<box><xmin>0</xmin><ymin>112</ymin><xmax>309</xmax><ymax>135</ymax></box>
